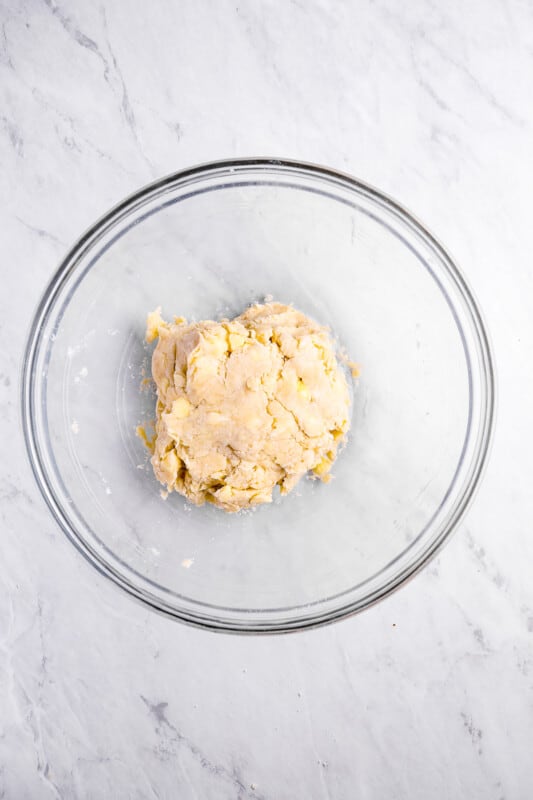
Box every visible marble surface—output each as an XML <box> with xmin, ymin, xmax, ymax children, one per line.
<box><xmin>1</xmin><ymin>0</ymin><xmax>532</xmax><ymax>797</ymax></box>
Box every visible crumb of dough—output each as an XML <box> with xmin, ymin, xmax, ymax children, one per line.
<box><xmin>338</xmin><ymin>350</ymin><xmax>362</xmax><ymax>378</ymax></box>
<box><xmin>144</xmin><ymin>302</ymin><xmax>352</xmax><ymax>513</ymax></box>
<box><xmin>136</xmin><ymin>424</ymin><xmax>156</xmax><ymax>452</ymax></box>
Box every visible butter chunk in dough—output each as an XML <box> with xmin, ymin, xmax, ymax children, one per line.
<box><xmin>147</xmin><ymin>302</ymin><xmax>351</xmax><ymax>512</ymax></box>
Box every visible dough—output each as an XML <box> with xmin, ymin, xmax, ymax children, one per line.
<box><xmin>145</xmin><ymin>302</ymin><xmax>351</xmax><ymax>512</ymax></box>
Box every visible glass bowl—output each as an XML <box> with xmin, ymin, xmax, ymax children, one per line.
<box><xmin>22</xmin><ymin>159</ymin><xmax>495</xmax><ymax>633</ymax></box>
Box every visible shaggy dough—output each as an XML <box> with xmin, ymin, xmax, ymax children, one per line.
<box><xmin>145</xmin><ymin>302</ymin><xmax>351</xmax><ymax>512</ymax></box>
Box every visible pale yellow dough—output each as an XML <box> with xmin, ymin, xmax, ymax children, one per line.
<box><xmin>146</xmin><ymin>302</ymin><xmax>351</xmax><ymax>512</ymax></box>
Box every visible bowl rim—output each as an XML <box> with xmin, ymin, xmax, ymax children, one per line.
<box><xmin>21</xmin><ymin>157</ymin><xmax>496</xmax><ymax>634</ymax></box>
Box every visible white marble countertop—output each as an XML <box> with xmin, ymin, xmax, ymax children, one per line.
<box><xmin>1</xmin><ymin>1</ymin><xmax>532</xmax><ymax>797</ymax></box>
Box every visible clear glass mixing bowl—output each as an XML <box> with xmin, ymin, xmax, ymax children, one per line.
<box><xmin>22</xmin><ymin>159</ymin><xmax>495</xmax><ymax>632</ymax></box>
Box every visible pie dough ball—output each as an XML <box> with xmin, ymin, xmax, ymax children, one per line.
<box><xmin>146</xmin><ymin>302</ymin><xmax>351</xmax><ymax>512</ymax></box>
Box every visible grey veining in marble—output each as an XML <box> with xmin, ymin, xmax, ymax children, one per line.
<box><xmin>1</xmin><ymin>0</ymin><xmax>532</xmax><ymax>797</ymax></box>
